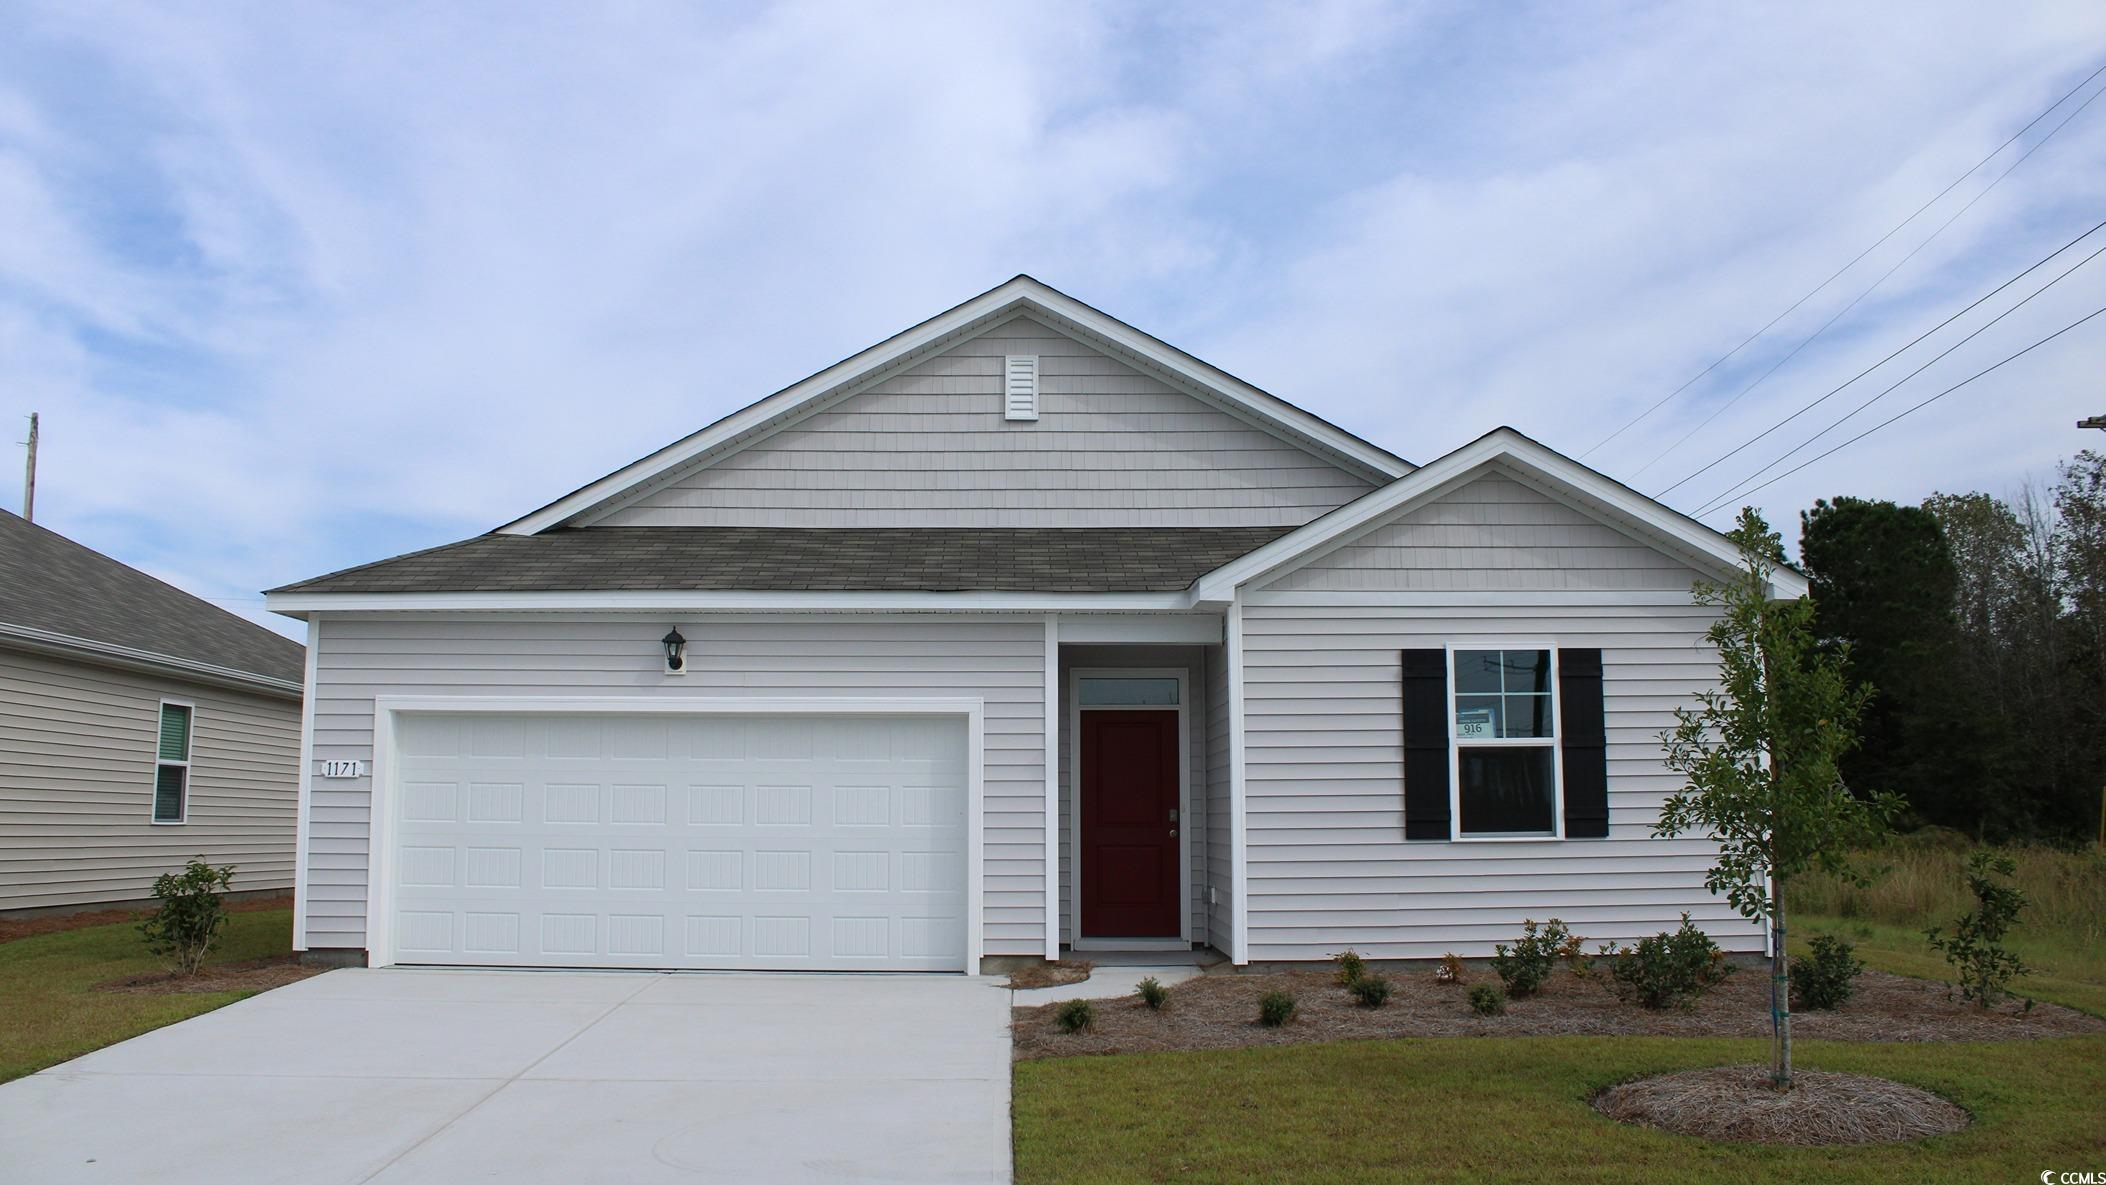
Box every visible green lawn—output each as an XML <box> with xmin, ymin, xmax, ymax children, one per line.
<box><xmin>1791</xmin><ymin>913</ymin><xmax>2106</xmax><ymax>1018</ymax></box>
<box><xmin>1014</xmin><ymin>1034</ymin><xmax>2106</xmax><ymax>1184</ymax></box>
<box><xmin>1020</xmin><ymin>845</ymin><xmax>2106</xmax><ymax>1183</ymax></box>
<box><xmin>0</xmin><ymin>908</ymin><xmax>296</xmax><ymax>1083</ymax></box>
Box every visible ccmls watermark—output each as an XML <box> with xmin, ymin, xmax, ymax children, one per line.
<box><xmin>2042</xmin><ymin>1171</ymin><xmax>2106</xmax><ymax>1184</ymax></box>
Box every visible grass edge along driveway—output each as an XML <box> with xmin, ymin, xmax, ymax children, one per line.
<box><xmin>1</xmin><ymin>907</ymin><xmax>295</xmax><ymax>1083</ymax></box>
<box><xmin>1013</xmin><ymin>1032</ymin><xmax>2106</xmax><ymax>1185</ymax></box>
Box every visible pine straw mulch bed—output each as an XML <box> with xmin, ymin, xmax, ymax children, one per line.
<box><xmin>1594</xmin><ymin>1065</ymin><xmax>1971</xmax><ymax>1145</ymax></box>
<box><xmin>1011</xmin><ymin>965</ymin><xmax>2104</xmax><ymax>1060</ymax></box>
<box><xmin>1007</xmin><ymin>959</ymin><xmax>1094</xmax><ymax>990</ymax></box>
<box><xmin>0</xmin><ymin>894</ymin><xmax>294</xmax><ymax>945</ymax></box>
<box><xmin>92</xmin><ymin>955</ymin><xmax>323</xmax><ymax>996</ymax></box>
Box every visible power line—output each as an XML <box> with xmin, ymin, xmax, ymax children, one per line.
<box><xmin>1580</xmin><ymin>57</ymin><xmax>2106</xmax><ymax>461</ymax></box>
<box><xmin>1656</xmin><ymin>218</ymin><xmax>2106</xmax><ymax>499</ymax></box>
<box><xmin>1696</xmin><ymin>302</ymin><xmax>2106</xmax><ymax>516</ymax></box>
<box><xmin>1629</xmin><ymin>78</ymin><xmax>2106</xmax><ymax>478</ymax></box>
<box><xmin>1688</xmin><ymin>236</ymin><xmax>2106</xmax><ymax>514</ymax></box>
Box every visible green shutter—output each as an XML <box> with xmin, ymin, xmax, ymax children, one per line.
<box><xmin>158</xmin><ymin>704</ymin><xmax>191</xmax><ymax>761</ymax></box>
<box><xmin>153</xmin><ymin>764</ymin><xmax>187</xmax><ymax>822</ymax></box>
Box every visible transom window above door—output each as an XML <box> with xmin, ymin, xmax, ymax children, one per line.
<box><xmin>1077</xmin><ymin>677</ymin><xmax>1179</xmax><ymax>707</ymax></box>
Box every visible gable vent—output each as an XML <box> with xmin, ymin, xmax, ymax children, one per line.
<box><xmin>1004</xmin><ymin>355</ymin><xmax>1040</xmax><ymax>422</ymax></box>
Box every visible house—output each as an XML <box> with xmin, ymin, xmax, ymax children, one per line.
<box><xmin>1</xmin><ymin>511</ymin><xmax>305</xmax><ymax>914</ymax></box>
<box><xmin>265</xmin><ymin>276</ymin><xmax>1805</xmax><ymax>972</ymax></box>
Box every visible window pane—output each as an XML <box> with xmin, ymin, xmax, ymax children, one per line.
<box><xmin>1498</xmin><ymin>650</ymin><xmax>1552</xmax><ymax>695</ymax></box>
<box><xmin>1501</xmin><ymin>693</ymin><xmax>1555</xmax><ymax>739</ymax></box>
<box><xmin>1078</xmin><ymin>677</ymin><xmax>1178</xmax><ymax>706</ymax></box>
<box><xmin>153</xmin><ymin>764</ymin><xmax>187</xmax><ymax>823</ymax></box>
<box><xmin>1452</xmin><ymin>651</ymin><xmax>1505</xmax><ymax>694</ymax></box>
<box><xmin>1458</xmin><ymin>747</ymin><xmax>1555</xmax><ymax>834</ymax></box>
<box><xmin>1453</xmin><ymin>694</ymin><xmax>1501</xmax><ymax>739</ymax></box>
<box><xmin>158</xmin><ymin>704</ymin><xmax>191</xmax><ymax>761</ymax></box>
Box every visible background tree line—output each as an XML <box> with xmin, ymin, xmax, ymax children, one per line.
<box><xmin>1797</xmin><ymin>449</ymin><xmax>2106</xmax><ymax>843</ymax></box>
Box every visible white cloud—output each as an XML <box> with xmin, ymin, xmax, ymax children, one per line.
<box><xmin>0</xmin><ymin>1</ymin><xmax>2102</xmax><ymax>638</ymax></box>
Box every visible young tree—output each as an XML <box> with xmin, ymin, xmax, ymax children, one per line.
<box><xmin>1656</xmin><ymin>508</ymin><xmax>1900</xmax><ymax>1090</ymax></box>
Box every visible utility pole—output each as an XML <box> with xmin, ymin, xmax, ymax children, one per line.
<box><xmin>20</xmin><ymin>412</ymin><xmax>35</xmax><ymax>523</ymax></box>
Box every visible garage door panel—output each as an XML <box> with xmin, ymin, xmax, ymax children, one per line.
<box><xmin>389</xmin><ymin>712</ymin><xmax>969</xmax><ymax>971</ymax></box>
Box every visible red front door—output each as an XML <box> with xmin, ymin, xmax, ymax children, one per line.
<box><xmin>1079</xmin><ymin>709</ymin><xmax>1181</xmax><ymax>938</ymax></box>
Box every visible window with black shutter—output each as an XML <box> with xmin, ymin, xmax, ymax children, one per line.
<box><xmin>1401</xmin><ymin>647</ymin><xmax>1611</xmax><ymax>840</ymax></box>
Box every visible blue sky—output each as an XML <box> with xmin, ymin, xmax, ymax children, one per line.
<box><xmin>3</xmin><ymin>2</ymin><xmax>2104</xmax><ymax>638</ymax></box>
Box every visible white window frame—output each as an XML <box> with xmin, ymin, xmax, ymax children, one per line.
<box><xmin>151</xmin><ymin>698</ymin><xmax>194</xmax><ymax>826</ymax></box>
<box><xmin>1446</xmin><ymin>645</ymin><xmax>1563</xmax><ymax>842</ymax></box>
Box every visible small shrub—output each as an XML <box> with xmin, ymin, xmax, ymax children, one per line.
<box><xmin>138</xmin><ymin>857</ymin><xmax>236</xmax><ymax>975</ymax></box>
<box><xmin>1559</xmin><ymin>931</ymin><xmax>1598</xmax><ymax>979</ymax></box>
<box><xmin>1925</xmin><ymin>850</ymin><xmax>2033</xmax><ymax>1008</ymax></box>
<box><xmin>1790</xmin><ymin>934</ymin><xmax>1864</xmax><ymax>1011</ymax></box>
<box><xmin>1053</xmin><ymin>998</ymin><xmax>1095</xmax><ymax>1033</ymax></box>
<box><xmin>1436</xmin><ymin>952</ymin><xmax>1466</xmax><ymax>984</ymax></box>
<box><xmin>1468</xmin><ymin>984</ymin><xmax>1506</xmax><ymax>1016</ymax></box>
<box><xmin>1333</xmin><ymin>949</ymin><xmax>1366</xmax><ymax>985</ymax></box>
<box><xmin>1257</xmin><ymin>989</ymin><xmax>1297</xmax><ymax>1026</ymax></box>
<box><xmin>1135</xmin><ymin>976</ymin><xmax>1169</xmax><ymax>1011</ymax></box>
<box><xmin>1491</xmin><ymin>918</ymin><xmax>1574</xmax><ymax>998</ymax></box>
<box><xmin>1348</xmin><ymin>974</ymin><xmax>1393</xmax><ymax>1008</ymax></box>
<box><xmin>1604</xmin><ymin>914</ymin><xmax>1734</xmax><ymax>1010</ymax></box>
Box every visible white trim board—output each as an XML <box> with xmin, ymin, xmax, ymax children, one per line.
<box><xmin>497</xmin><ymin>276</ymin><xmax>1410</xmax><ymax>535</ymax></box>
<box><xmin>1066</xmin><ymin>667</ymin><xmax>1193</xmax><ymax>951</ymax></box>
<box><xmin>291</xmin><ymin>618</ymin><xmax>319</xmax><ymax>951</ymax></box>
<box><xmin>1042</xmin><ymin>617</ymin><xmax>1060</xmax><ymax>962</ymax></box>
<box><xmin>363</xmin><ymin>695</ymin><xmax>987</xmax><ymax>973</ymax></box>
<box><xmin>268</xmin><ymin>590</ymin><xmax>1195</xmax><ymax>618</ymax></box>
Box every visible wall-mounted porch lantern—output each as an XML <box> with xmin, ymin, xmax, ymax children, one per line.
<box><xmin>662</xmin><ymin>627</ymin><xmax>688</xmax><ymax>675</ymax></box>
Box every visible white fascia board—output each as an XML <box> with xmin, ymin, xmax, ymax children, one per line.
<box><xmin>266</xmin><ymin>589</ymin><xmax>1199</xmax><ymax>618</ymax></box>
<box><xmin>498</xmin><ymin>276</ymin><xmax>1409</xmax><ymax>535</ymax></box>
<box><xmin>1191</xmin><ymin>428</ymin><xmax>1809</xmax><ymax>605</ymax></box>
<box><xmin>0</xmin><ymin>623</ymin><xmax>303</xmax><ymax>699</ymax></box>
<box><xmin>499</xmin><ymin>282</ymin><xmax>1039</xmax><ymax>536</ymax></box>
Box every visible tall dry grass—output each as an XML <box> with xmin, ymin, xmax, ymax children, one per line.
<box><xmin>1787</xmin><ymin>829</ymin><xmax>2106</xmax><ymax>954</ymax></box>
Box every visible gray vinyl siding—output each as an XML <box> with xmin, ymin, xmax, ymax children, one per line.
<box><xmin>0</xmin><ymin>647</ymin><xmax>299</xmax><ymax>911</ymax></box>
<box><xmin>1266</xmin><ymin>472</ymin><xmax>1698</xmax><ymax>592</ymax></box>
<box><xmin>1202</xmin><ymin>643</ymin><xmax>1232</xmax><ymax>947</ymax></box>
<box><xmin>594</xmin><ymin>316</ymin><xmax>1377</xmax><ymax>528</ymax></box>
<box><xmin>303</xmin><ymin>614</ymin><xmax>1047</xmax><ymax>956</ymax></box>
<box><xmin>1055</xmin><ymin>645</ymin><xmax>1208</xmax><ymax>946</ymax></box>
<box><xmin>1237</xmin><ymin>601</ymin><xmax>1760</xmax><ymax>960</ymax></box>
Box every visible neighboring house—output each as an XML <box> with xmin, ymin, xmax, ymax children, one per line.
<box><xmin>1</xmin><ymin>511</ymin><xmax>305</xmax><ymax>914</ymax></box>
<box><xmin>266</xmin><ymin>276</ymin><xmax>1805</xmax><ymax>972</ymax></box>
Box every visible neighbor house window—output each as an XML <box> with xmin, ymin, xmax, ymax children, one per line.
<box><xmin>152</xmin><ymin>702</ymin><xmax>192</xmax><ymax>824</ymax></box>
<box><xmin>1449</xmin><ymin>649</ymin><xmax>1560</xmax><ymax>837</ymax></box>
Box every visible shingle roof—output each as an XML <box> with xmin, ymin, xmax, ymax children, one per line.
<box><xmin>271</xmin><ymin>526</ymin><xmax>1294</xmax><ymax>595</ymax></box>
<box><xmin>0</xmin><ymin>511</ymin><xmax>304</xmax><ymax>684</ymax></box>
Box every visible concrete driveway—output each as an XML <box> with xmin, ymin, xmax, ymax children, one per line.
<box><xmin>0</xmin><ymin>969</ymin><xmax>1012</xmax><ymax>1184</ymax></box>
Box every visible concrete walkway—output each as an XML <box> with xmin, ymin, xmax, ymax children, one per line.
<box><xmin>0</xmin><ymin>968</ymin><xmax>1013</xmax><ymax>1184</ymax></box>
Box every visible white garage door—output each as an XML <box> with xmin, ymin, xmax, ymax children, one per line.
<box><xmin>385</xmin><ymin>712</ymin><xmax>970</xmax><ymax>971</ymax></box>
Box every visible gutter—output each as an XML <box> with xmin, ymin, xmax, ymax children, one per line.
<box><xmin>0</xmin><ymin>623</ymin><xmax>304</xmax><ymax>700</ymax></box>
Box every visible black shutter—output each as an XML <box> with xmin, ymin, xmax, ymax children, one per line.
<box><xmin>1559</xmin><ymin>648</ymin><xmax>1609</xmax><ymax>838</ymax></box>
<box><xmin>1401</xmin><ymin>648</ymin><xmax>1452</xmax><ymax>841</ymax></box>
